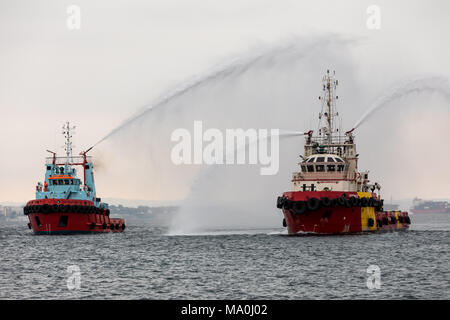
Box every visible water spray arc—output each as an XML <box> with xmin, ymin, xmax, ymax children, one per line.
<box><xmin>352</xmin><ymin>75</ymin><xmax>450</xmax><ymax>131</ymax></box>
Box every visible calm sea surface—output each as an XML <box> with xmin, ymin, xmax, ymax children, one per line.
<box><xmin>0</xmin><ymin>213</ymin><xmax>449</xmax><ymax>299</ymax></box>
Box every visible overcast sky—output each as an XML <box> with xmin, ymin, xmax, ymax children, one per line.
<box><xmin>1</xmin><ymin>0</ymin><xmax>449</xmax><ymax>204</ymax></box>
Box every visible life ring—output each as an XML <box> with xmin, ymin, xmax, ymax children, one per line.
<box><xmin>321</xmin><ymin>197</ymin><xmax>332</xmax><ymax>207</ymax></box>
<box><xmin>293</xmin><ymin>201</ymin><xmax>306</xmax><ymax>215</ymax></box>
<box><xmin>307</xmin><ymin>198</ymin><xmax>321</xmax><ymax>211</ymax></box>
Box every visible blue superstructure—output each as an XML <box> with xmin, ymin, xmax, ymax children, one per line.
<box><xmin>35</xmin><ymin>122</ymin><xmax>108</xmax><ymax>210</ymax></box>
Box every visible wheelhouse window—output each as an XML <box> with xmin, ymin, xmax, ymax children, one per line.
<box><xmin>307</xmin><ymin>158</ymin><xmax>315</xmax><ymax>163</ymax></box>
<box><xmin>316</xmin><ymin>157</ymin><xmax>325</xmax><ymax>162</ymax></box>
<box><xmin>301</xmin><ymin>165</ymin><xmax>307</xmax><ymax>172</ymax></box>
<box><xmin>307</xmin><ymin>165</ymin><xmax>315</xmax><ymax>172</ymax></box>
<box><xmin>327</xmin><ymin>157</ymin><xmax>335</xmax><ymax>162</ymax></box>
<box><xmin>337</xmin><ymin>164</ymin><xmax>345</xmax><ymax>172</ymax></box>
<box><xmin>327</xmin><ymin>165</ymin><xmax>336</xmax><ymax>172</ymax></box>
<box><xmin>335</xmin><ymin>158</ymin><xmax>344</xmax><ymax>163</ymax></box>
<box><xmin>316</xmin><ymin>165</ymin><xmax>325</xmax><ymax>172</ymax></box>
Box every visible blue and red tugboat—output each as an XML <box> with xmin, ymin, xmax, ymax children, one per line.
<box><xmin>24</xmin><ymin>123</ymin><xmax>125</xmax><ymax>234</ymax></box>
<box><xmin>276</xmin><ymin>71</ymin><xmax>411</xmax><ymax>234</ymax></box>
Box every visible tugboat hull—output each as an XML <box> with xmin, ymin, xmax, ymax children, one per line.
<box><xmin>24</xmin><ymin>199</ymin><xmax>125</xmax><ymax>235</ymax></box>
<box><xmin>280</xmin><ymin>191</ymin><xmax>410</xmax><ymax>235</ymax></box>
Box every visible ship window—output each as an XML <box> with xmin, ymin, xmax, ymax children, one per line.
<box><xmin>307</xmin><ymin>165</ymin><xmax>314</xmax><ymax>172</ymax></box>
<box><xmin>47</xmin><ymin>166</ymin><xmax>51</xmax><ymax>170</ymax></box>
<box><xmin>335</xmin><ymin>158</ymin><xmax>343</xmax><ymax>162</ymax></box>
<box><xmin>64</xmin><ymin>180</ymin><xmax>69</xmax><ymax>185</ymax></box>
<box><xmin>307</xmin><ymin>158</ymin><xmax>315</xmax><ymax>163</ymax></box>
<box><xmin>327</xmin><ymin>157</ymin><xmax>335</xmax><ymax>162</ymax></box>
<box><xmin>337</xmin><ymin>165</ymin><xmax>345</xmax><ymax>172</ymax></box>
<box><xmin>35</xmin><ymin>216</ymin><xmax>42</xmax><ymax>227</ymax></box>
<box><xmin>327</xmin><ymin>165</ymin><xmax>336</xmax><ymax>172</ymax></box>
<box><xmin>85</xmin><ymin>165</ymin><xmax>90</xmax><ymax>169</ymax></box>
<box><xmin>301</xmin><ymin>165</ymin><xmax>307</xmax><ymax>172</ymax></box>
<box><xmin>316</xmin><ymin>165</ymin><xmax>325</xmax><ymax>172</ymax></box>
<box><xmin>58</xmin><ymin>216</ymin><xmax>68</xmax><ymax>227</ymax></box>
<box><xmin>316</xmin><ymin>157</ymin><xmax>325</xmax><ymax>162</ymax></box>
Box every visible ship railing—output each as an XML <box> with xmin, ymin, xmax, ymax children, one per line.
<box><xmin>45</xmin><ymin>156</ymin><xmax>92</xmax><ymax>165</ymax></box>
<box><xmin>292</xmin><ymin>171</ymin><xmax>348</xmax><ymax>181</ymax></box>
<box><xmin>307</xmin><ymin>135</ymin><xmax>351</xmax><ymax>145</ymax></box>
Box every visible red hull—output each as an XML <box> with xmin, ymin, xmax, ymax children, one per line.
<box><xmin>24</xmin><ymin>199</ymin><xmax>125</xmax><ymax>235</ymax></box>
<box><xmin>281</xmin><ymin>191</ymin><xmax>410</xmax><ymax>234</ymax></box>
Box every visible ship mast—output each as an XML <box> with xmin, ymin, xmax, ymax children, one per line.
<box><xmin>62</xmin><ymin>122</ymin><xmax>76</xmax><ymax>172</ymax></box>
<box><xmin>318</xmin><ymin>70</ymin><xmax>339</xmax><ymax>145</ymax></box>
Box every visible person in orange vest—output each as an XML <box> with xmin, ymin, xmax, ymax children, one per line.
<box><xmin>44</xmin><ymin>181</ymin><xmax>48</xmax><ymax>192</ymax></box>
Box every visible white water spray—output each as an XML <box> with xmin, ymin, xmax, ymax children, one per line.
<box><xmin>168</xmin><ymin>131</ymin><xmax>306</xmax><ymax>235</ymax></box>
<box><xmin>353</xmin><ymin>75</ymin><xmax>450</xmax><ymax>130</ymax></box>
<box><xmin>94</xmin><ymin>35</ymin><xmax>356</xmax><ymax>147</ymax></box>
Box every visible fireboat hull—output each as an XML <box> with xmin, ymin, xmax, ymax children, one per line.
<box><xmin>24</xmin><ymin>199</ymin><xmax>125</xmax><ymax>235</ymax></box>
<box><xmin>281</xmin><ymin>191</ymin><xmax>410</xmax><ymax>235</ymax></box>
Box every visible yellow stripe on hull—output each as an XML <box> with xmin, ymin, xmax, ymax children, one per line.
<box><xmin>358</xmin><ymin>192</ymin><xmax>377</xmax><ymax>231</ymax></box>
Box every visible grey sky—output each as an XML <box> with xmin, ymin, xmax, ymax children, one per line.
<box><xmin>1</xmin><ymin>0</ymin><xmax>449</xmax><ymax>203</ymax></box>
